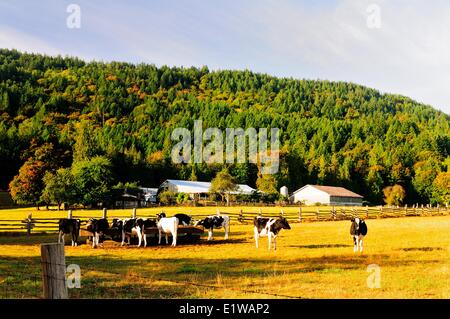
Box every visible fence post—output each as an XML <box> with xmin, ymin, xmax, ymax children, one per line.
<box><xmin>132</xmin><ymin>208</ymin><xmax>137</xmax><ymax>219</ymax></box>
<box><xmin>331</xmin><ymin>206</ymin><xmax>335</xmax><ymax>220</ymax></box>
<box><xmin>102</xmin><ymin>208</ymin><xmax>107</xmax><ymax>219</ymax></box>
<box><xmin>238</xmin><ymin>209</ymin><xmax>244</xmax><ymax>223</ymax></box>
<box><xmin>365</xmin><ymin>206</ymin><xmax>369</xmax><ymax>218</ymax></box>
<box><xmin>258</xmin><ymin>208</ymin><xmax>262</xmax><ymax>216</ymax></box>
<box><xmin>298</xmin><ymin>207</ymin><xmax>302</xmax><ymax>223</ymax></box>
<box><xmin>25</xmin><ymin>213</ymin><xmax>33</xmax><ymax>236</ymax></box>
<box><xmin>316</xmin><ymin>208</ymin><xmax>320</xmax><ymax>221</ymax></box>
<box><xmin>280</xmin><ymin>210</ymin><xmax>284</xmax><ymax>218</ymax></box>
<box><xmin>67</xmin><ymin>210</ymin><xmax>72</xmax><ymax>219</ymax></box>
<box><xmin>40</xmin><ymin>243</ymin><xmax>68</xmax><ymax>299</ymax></box>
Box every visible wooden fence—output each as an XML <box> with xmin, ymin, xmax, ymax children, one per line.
<box><xmin>0</xmin><ymin>204</ymin><xmax>449</xmax><ymax>235</ymax></box>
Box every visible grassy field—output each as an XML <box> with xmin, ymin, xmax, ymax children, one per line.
<box><xmin>0</xmin><ymin>210</ymin><xmax>449</xmax><ymax>299</ymax></box>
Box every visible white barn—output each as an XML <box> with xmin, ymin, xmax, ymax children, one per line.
<box><xmin>159</xmin><ymin>179</ymin><xmax>256</xmax><ymax>199</ymax></box>
<box><xmin>290</xmin><ymin>184</ymin><xmax>363</xmax><ymax>206</ymax></box>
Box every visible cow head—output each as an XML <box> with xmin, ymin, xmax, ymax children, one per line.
<box><xmin>156</xmin><ymin>212</ymin><xmax>167</xmax><ymax>221</ymax></box>
<box><xmin>194</xmin><ymin>218</ymin><xmax>205</xmax><ymax>227</ymax></box>
<box><xmin>111</xmin><ymin>218</ymin><xmax>123</xmax><ymax>229</ymax></box>
<box><xmin>279</xmin><ymin>217</ymin><xmax>291</xmax><ymax>230</ymax></box>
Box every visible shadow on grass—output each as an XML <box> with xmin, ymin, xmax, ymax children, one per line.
<box><xmin>288</xmin><ymin>244</ymin><xmax>352</xmax><ymax>249</ymax></box>
<box><xmin>398</xmin><ymin>247</ymin><xmax>443</xmax><ymax>252</ymax></box>
<box><xmin>0</xmin><ymin>247</ymin><xmax>444</xmax><ymax>299</ymax></box>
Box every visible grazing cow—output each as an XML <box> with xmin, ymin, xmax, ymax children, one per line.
<box><xmin>194</xmin><ymin>215</ymin><xmax>230</xmax><ymax>241</ymax></box>
<box><xmin>86</xmin><ymin>218</ymin><xmax>109</xmax><ymax>248</ymax></box>
<box><xmin>254</xmin><ymin>216</ymin><xmax>291</xmax><ymax>251</ymax></box>
<box><xmin>350</xmin><ymin>217</ymin><xmax>368</xmax><ymax>252</ymax></box>
<box><xmin>174</xmin><ymin>213</ymin><xmax>192</xmax><ymax>226</ymax></box>
<box><xmin>156</xmin><ymin>213</ymin><xmax>179</xmax><ymax>246</ymax></box>
<box><xmin>58</xmin><ymin>218</ymin><xmax>81</xmax><ymax>246</ymax></box>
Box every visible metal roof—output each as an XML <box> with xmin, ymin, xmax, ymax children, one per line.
<box><xmin>161</xmin><ymin>179</ymin><xmax>256</xmax><ymax>195</ymax></box>
<box><xmin>292</xmin><ymin>184</ymin><xmax>363</xmax><ymax>198</ymax></box>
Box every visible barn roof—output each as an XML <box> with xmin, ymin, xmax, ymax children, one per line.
<box><xmin>292</xmin><ymin>184</ymin><xmax>363</xmax><ymax>198</ymax></box>
<box><xmin>161</xmin><ymin>179</ymin><xmax>256</xmax><ymax>195</ymax></box>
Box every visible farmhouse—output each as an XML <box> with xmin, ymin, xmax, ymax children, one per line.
<box><xmin>290</xmin><ymin>184</ymin><xmax>363</xmax><ymax>206</ymax></box>
<box><xmin>159</xmin><ymin>179</ymin><xmax>256</xmax><ymax>199</ymax></box>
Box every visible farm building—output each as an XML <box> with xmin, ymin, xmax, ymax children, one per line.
<box><xmin>140</xmin><ymin>187</ymin><xmax>158</xmax><ymax>203</ymax></box>
<box><xmin>158</xmin><ymin>179</ymin><xmax>256</xmax><ymax>199</ymax></box>
<box><xmin>290</xmin><ymin>184</ymin><xmax>363</xmax><ymax>206</ymax></box>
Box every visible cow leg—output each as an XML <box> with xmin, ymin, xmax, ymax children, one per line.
<box><xmin>359</xmin><ymin>235</ymin><xmax>364</xmax><ymax>253</ymax></box>
<box><xmin>121</xmin><ymin>230</ymin><xmax>126</xmax><ymax>246</ymax></box>
<box><xmin>353</xmin><ymin>236</ymin><xmax>358</xmax><ymax>252</ymax></box>
<box><xmin>273</xmin><ymin>236</ymin><xmax>277</xmax><ymax>251</ymax></box>
<box><xmin>224</xmin><ymin>223</ymin><xmax>229</xmax><ymax>240</ymax></box>
<box><xmin>58</xmin><ymin>231</ymin><xmax>62</xmax><ymax>244</ymax></box>
<box><xmin>165</xmin><ymin>233</ymin><xmax>169</xmax><ymax>244</ymax></box>
<box><xmin>72</xmin><ymin>232</ymin><xmax>77</xmax><ymax>247</ymax></box>
<box><xmin>92</xmin><ymin>233</ymin><xmax>96</xmax><ymax>248</ymax></box>
<box><xmin>172</xmin><ymin>230</ymin><xmax>177</xmax><ymax>247</ymax></box>
<box><xmin>158</xmin><ymin>229</ymin><xmax>162</xmax><ymax>245</ymax></box>
<box><xmin>254</xmin><ymin>227</ymin><xmax>259</xmax><ymax>249</ymax></box>
<box><xmin>136</xmin><ymin>227</ymin><xmax>142</xmax><ymax>247</ymax></box>
<box><xmin>74</xmin><ymin>232</ymin><xmax>78</xmax><ymax>247</ymax></box>
<box><xmin>142</xmin><ymin>231</ymin><xmax>147</xmax><ymax>247</ymax></box>
<box><xmin>208</xmin><ymin>228</ymin><xmax>213</xmax><ymax>241</ymax></box>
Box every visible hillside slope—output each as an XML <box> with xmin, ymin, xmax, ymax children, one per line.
<box><xmin>0</xmin><ymin>49</ymin><xmax>449</xmax><ymax>204</ymax></box>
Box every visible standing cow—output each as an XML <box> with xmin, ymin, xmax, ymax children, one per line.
<box><xmin>254</xmin><ymin>216</ymin><xmax>291</xmax><ymax>251</ymax></box>
<box><xmin>86</xmin><ymin>218</ymin><xmax>109</xmax><ymax>248</ymax></box>
<box><xmin>58</xmin><ymin>218</ymin><xmax>81</xmax><ymax>246</ymax></box>
<box><xmin>156</xmin><ymin>213</ymin><xmax>179</xmax><ymax>247</ymax></box>
<box><xmin>350</xmin><ymin>217</ymin><xmax>368</xmax><ymax>253</ymax></box>
<box><xmin>195</xmin><ymin>214</ymin><xmax>230</xmax><ymax>241</ymax></box>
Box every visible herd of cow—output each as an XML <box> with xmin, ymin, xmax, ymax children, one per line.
<box><xmin>57</xmin><ymin>212</ymin><xmax>368</xmax><ymax>252</ymax></box>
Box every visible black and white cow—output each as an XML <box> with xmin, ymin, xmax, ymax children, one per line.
<box><xmin>194</xmin><ymin>215</ymin><xmax>230</xmax><ymax>241</ymax></box>
<box><xmin>156</xmin><ymin>213</ymin><xmax>179</xmax><ymax>246</ymax></box>
<box><xmin>58</xmin><ymin>218</ymin><xmax>81</xmax><ymax>246</ymax></box>
<box><xmin>254</xmin><ymin>216</ymin><xmax>291</xmax><ymax>251</ymax></box>
<box><xmin>86</xmin><ymin>218</ymin><xmax>109</xmax><ymax>248</ymax></box>
<box><xmin>120</xmin><ymin>218</ymin><xmax>145</xmax><ymax>247</ymax></box>
<box><xmin>174</xmin><ymin>213</ymin><xmax>192</xmax><ymax>226</ymax></box>
<box><xmin>350</xmin><ymin>217</ymin><xmax>368</xmax><ymax>253</ymax></box>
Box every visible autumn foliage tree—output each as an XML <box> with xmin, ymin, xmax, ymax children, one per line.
<box><xmin>431</xmin><ymin>172</ymin><xmax>450</xmax><ymax>205</ymax></box>
<box><xmin>383</xmin><ymin>184</ymin><xmax>406</xmax><ymax>206</ymax></box>
<box><xmin>9</xmin><ymin>159</ymin><xmax>46</xmax><ymax>209</ymax></box>
<box><xmin>210</xmin><ymin>168</ymin><xmax>237</xmax><ymax>205</ymax></box>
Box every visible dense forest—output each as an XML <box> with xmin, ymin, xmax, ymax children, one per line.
<box><xmin>0</xmin><ymin>49</ymin><xmax>449</xmax><ymax>206</ymax></box>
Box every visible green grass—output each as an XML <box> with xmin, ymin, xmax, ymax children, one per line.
<box><xmin>0</xmin><ymin>214</ymin><xmax>449</xmax><ymax>299</ymax></box>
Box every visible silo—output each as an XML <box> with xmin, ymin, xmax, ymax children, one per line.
<box><xmin>280</xmin><ymin>186</ymin><xmax>288</xmax><ymax>197</ymax></box>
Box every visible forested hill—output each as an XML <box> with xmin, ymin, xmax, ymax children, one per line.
<box><xmin>0</xmin><ymin>49</ymin><xmax>449</xmax><ymax>205</ymax></box>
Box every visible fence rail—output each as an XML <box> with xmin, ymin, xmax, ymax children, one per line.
<box><xmin>0</xmin><ymin>205</ymin><xmax>449</xmax><ymax>235</ymax></box>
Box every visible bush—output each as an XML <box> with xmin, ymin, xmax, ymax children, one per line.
<box><xmin>158</xmin><ymin>190</ymin><xmax>177</xmax><ymax>205</ymax></box>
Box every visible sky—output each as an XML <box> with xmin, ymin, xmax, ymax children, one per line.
<box><xmin>1</xmin><ymin>0</ymin><xmax>450</xmax><ymax>114</ymax></box>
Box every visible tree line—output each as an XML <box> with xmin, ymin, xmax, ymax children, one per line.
<box><xmin>0</xmin><ymin>49</ymin><xmax>449</xmax><ymax>208</ymax></box>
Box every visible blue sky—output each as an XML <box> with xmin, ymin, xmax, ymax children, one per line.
<box><xmin>1</xmin><ymin>0</ymin><xmax>450</xmax><ymax>114</ymax></box>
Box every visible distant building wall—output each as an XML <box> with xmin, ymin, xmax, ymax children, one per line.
<box><xmin>291</xmin><ymin>186</ymin><xmax>330</xmax><ymax>205</ymax></box>
<box><xmin>330</xmin><ymin>196</ymin><xmax>363</xmax><ymax>206</ymax></box>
